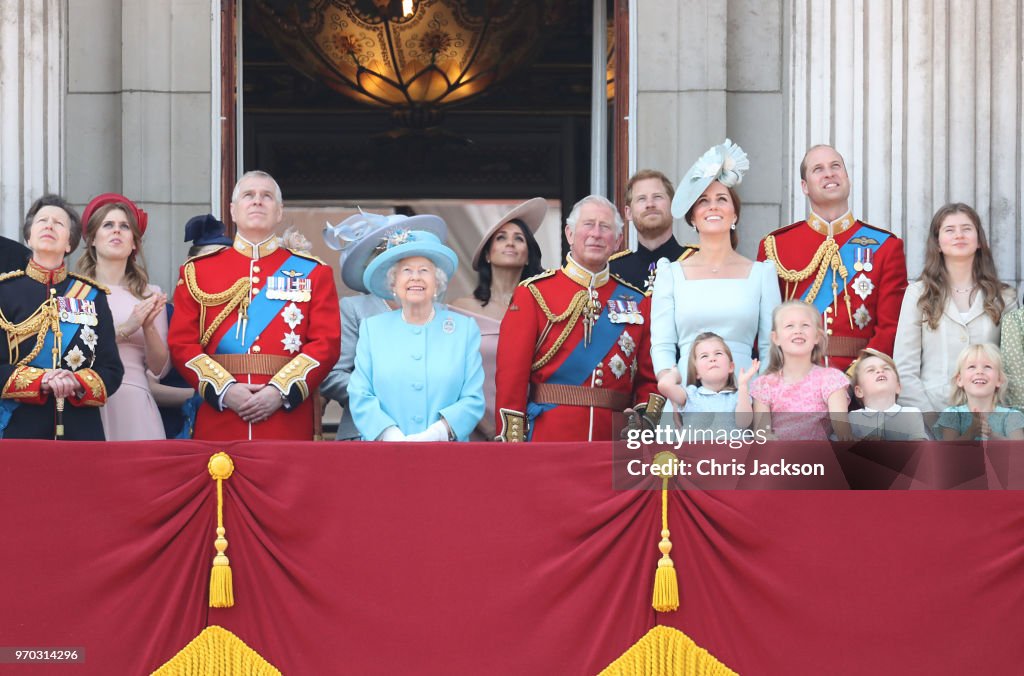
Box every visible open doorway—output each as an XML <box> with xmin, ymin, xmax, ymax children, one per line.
<box><xmin>218</xmin><ymin>0</ymin><xmax>630</xmax><ymax>272</ymax></box>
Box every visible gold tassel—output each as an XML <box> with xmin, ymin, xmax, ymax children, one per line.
<box><xmin>651</xmin><ymin>456</ymin><xmax>679</xmax><ymax>612</ymax></box>
<box><xmin>208</xmin><ymin>452</ymin><xmax>235</xmax><ymax>608</ymax></box>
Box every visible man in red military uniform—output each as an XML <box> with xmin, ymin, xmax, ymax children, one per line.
<box><xmin>757</xmin><ymin>145</ymin><xmax>908</xmax><ymax>372</ymax></box>
<box><xmin>494</xmin><ymin>195</ymin><xmax>662</xmax><ymax>442</ymax></box>
<box><xmin>168</xmin><ymin>171</ymin><xmax>340</xmax><ymax>440</ymax></box>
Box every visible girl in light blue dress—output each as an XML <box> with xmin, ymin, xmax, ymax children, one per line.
<box><xmin>660</xmin><ymin>332</ymin><xmax>758</xmax><ymax>432</ymax></box>
<box><xmin>933</xmin><ymin>343</ymin><xmax>1024</xmax><ymax>440</ymax></box>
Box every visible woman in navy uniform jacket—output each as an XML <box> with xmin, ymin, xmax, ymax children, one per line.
<box><xmin>0</xmin><ymin>195</ymin><xmax>123</xmax><ymax>440</ymax></box>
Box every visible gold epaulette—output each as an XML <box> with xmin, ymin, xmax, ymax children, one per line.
<box><xmin>68</xmin><ymin>272</ymin><xmax>110</xmax><ymax>294</ymax></box>
<box><xmin>0</xmin><ymin>270</ymin><xmax>25</xmax><ymax>283</ymax></box>
<box><xmin>608</xmin><ymin>249</ymin><xmax>630</xmax><ymax>261</ymax></box>
<box><xmin>610</xmin><ymin>274</ymin><xmax>646</xmax><ymax>296</ymax></box>
<box><xmin>678</xmin><ymin>245</ymin><xmax>699</xmax><ymax>261</ymax></box>
<box><xmin>288</xmin><ymin>249</ymin><xmax>326</xmax><ymax>265</ymax></box>
<box><xmin>518</xmin><ymin>268</ymin><xmax>556</xmax><ymax>287</ymax></box>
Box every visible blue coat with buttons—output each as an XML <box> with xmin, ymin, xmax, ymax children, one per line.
<box><xmin>349</xmin><ymin>306</ymin><xmax>485</xmax><ymax>440</ymax></box>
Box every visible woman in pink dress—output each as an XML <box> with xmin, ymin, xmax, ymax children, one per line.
<box><xmin>78</xmin><ymin>194</ymin><xmax>169</xmax><ymax>440</ymax></box>
<box><xmin>450</xmin><ymin>199</ymin><xmax>547</xmax><ymax>440</ymax></box>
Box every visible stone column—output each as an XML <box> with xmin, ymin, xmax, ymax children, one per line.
<box><xmin>787</xmin><ymin>0</ymin><xmax>1024</xmax><ymax>285</ymax></box>
<box><xmin>0</xmin><ymin>0</ymin><xmax>64</xmax><ymax>241</ymax></box>
<box><xmin>65</xmin><ymin>0</ymin><xmax>216</xmax><ymax>290</ymax></box>
<box><xmin>634</xmin><ymin>0</ymin><xmax>785</xmax><ymax>259</ymax></box>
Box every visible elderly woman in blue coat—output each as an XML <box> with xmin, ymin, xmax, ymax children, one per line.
<box><xmin>349</xmin><ymin>228</ymin><xmax>485</xmax><ymax>441</ymax></box>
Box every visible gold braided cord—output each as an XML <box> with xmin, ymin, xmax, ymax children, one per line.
<box><xmin>762</xmin><ymin>235</ymin><xmax>848</xmax><ymax>304</ymax></box>
<box><xmin>528</xmin><ymin>287</ymin><xmax>590</xmax><ymax>371</ymax></box>
<box><xmin>528</xmin><ymin>284</ymin><xmax>587</xmax><ymax>323</ymax></box>
<box><xmin>151</xmin><ymin>625</ymin><xmax>280</xmax><ymax>676</ymax></box>
<box><xmin>0</xmin><ymin>298</ymin><xmax>61</xmax><ymax>366</ymax></box>
<box><xmin>598</xmin><ymin>625</ymin><xmax>737</xmax><ymax>676</ymax></box>
<box><xmin>184</xmin><ymin>263</ymin><xmax>251</xmax><ymax>347</ymax></box>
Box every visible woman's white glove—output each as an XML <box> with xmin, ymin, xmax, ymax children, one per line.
<box><xmin>378</xmin><ymin>426</ymin><xmax>406</xmax><ymax>442</ymax></box>
<box><xmin>404</xmin><ymin>420</ymin><xmax>450</xmax><ymax>442</ymax></box>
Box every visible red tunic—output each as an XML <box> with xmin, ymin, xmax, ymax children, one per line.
<box><xmin>494</xmin><ymin>260</ymin><xmax>658</xmax><ymax>442</ymax></box>
<box><xmin>757</xmin><ymin>215</ymin><xmax>908</xmax><ymax>372</ymax></box>
<box><xmin>168</xmin><ymin>236</ymin><xmax>340</xmax><ymax>440</ymax></box>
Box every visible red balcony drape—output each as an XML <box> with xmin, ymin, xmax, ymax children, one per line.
<box><xmin>1</xmin><ymin>440</ymin><xmax>1021</xmax><ymax>674</ymax></box>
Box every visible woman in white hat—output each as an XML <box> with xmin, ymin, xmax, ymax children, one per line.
<box><xmin>321</xmin><ymin>212</ymin><xmax>447</xmax><ymax>440</ymax></box>
<box><xmin>450</xmin><ymin>198</ymin><xmax>546</xmax><ymax>440</ymax></box>
<box><xmin>652</xmin><ymin>139</ymin><xmax>781</xmax><ymax>412</ymax></box>
<box><xmin>348</xmin><ymin>228</ymin><xmax>485</xmax><ymax>441</ymax></box>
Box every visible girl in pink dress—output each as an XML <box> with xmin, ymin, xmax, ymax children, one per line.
<box><xmin>77</xmin><ymin>194</ymin><xmax>170</xmax><ymax>440</ymax></box>
<box><xmin>750</xmin><ymin>301</ymin><xmax>852</xmax><ymax>440</ymax></box>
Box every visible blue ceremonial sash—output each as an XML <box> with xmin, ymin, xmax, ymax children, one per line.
<box><xmin>0</xmin><ymin>284</ymin><xmax>98</xmax><ymax>437</ymax></box>
<box><xmin>802</xmin><ymin>225</ymin><xmax>890</xmax><ymax>314</ymax></box>
<box><xmin>527</xmin><ymin>282</ymin><xmax>643</xmax><ymax>438</ymax></box>
<box><xmin>215</xmin><ymin>254</ymin><xmax>316</xmax><ymax>354</ymax></box>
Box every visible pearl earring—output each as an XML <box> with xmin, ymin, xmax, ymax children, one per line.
<box><xmin>730</xmin><ymin>221</ymin><xmax>737</xmax><ymax>230</ymax></box>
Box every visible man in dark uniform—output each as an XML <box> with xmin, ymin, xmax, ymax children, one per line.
<box><xmin>609</xmin><ymin>169</ymin><xmax>696</xmax><ymax>292</ymax></box>
<box><xmin>757</xmin><ymin>145</ymin><xmax>908</xmax><ymax>372</ymax></box>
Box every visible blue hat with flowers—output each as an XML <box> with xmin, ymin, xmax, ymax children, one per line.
<box><xmin>671</xmin><ymin>139</ymin><xmax>750</xmax><ymax>221</ymax></box>
<box><xmin>362</xmin><ymin>228</ymin><xmax>458</xmax><ymax>300</ymax></box>
<box><xmin>323</xmin><ymin>211</ymin><xmax>447</xmax><ymax>293</ymax></box>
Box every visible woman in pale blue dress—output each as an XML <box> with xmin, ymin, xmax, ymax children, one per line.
<box><xmin>653</xmin><ymin>139</ymin><xmax>782</xmax><ymax>411</ymax></box>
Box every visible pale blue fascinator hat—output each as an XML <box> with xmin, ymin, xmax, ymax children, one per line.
<box><xmin>362</xmin><ymin>229</ymin><xmax>458</xmax><ymax>301</ymax></box>
<box><xmin>323</xmin><ymin>210</ymin><xmax>447</xmax><ymax>293</ymax></box>
<box><xmin>670</xmin><ymin>139</ymin><xmax>750</xmax><ymax>221</ymax></box>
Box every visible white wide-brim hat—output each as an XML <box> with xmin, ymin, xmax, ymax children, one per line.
<box><xmin>470</xmin><ymin>197</ymin><xmax>548</xmax><ymax>270</ymax></box>
<box><xmin>670</xmin><ymin>138</ymin><xmax>750</xmax><ymax>221</ymax></box>
<box><xmin>323</xmin><ymin>211</ymin><xmax>447</xmax><ymax>294</ymax></box>
<box><xmin>362</xmin><ymin>229</ymin><xmax>459</xmax><ymax>300</ymax></box>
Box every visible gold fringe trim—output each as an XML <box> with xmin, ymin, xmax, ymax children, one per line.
<box><xmin>598</xmin><ymin>625</ymin><xmax>737</xmax><ymax>676</ymax></box>
<box><xmin>151</xmin><ymin>625</ymin><xmax>281</xmax><ymax>675</ymax></box>
<box><xmin>208</xmin><ymin>452</ymin><xmax>235</xmax><ymax>608</ymax></box>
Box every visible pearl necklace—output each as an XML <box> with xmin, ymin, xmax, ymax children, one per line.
<box><xmin>402</xmin><ymin>307</ymin><xmax>436</xmax><ymax>325</ymax></box>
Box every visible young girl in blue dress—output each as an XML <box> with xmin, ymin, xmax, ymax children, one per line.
<box><xmin>660</xmin><ymin>331</ymin><xmax>757</xmax><ymax>431</ymax></box>
<box><xmin>933</xmin><ymin>343</ymin><xmax>1024</xmax><ymax>440</ymax></box>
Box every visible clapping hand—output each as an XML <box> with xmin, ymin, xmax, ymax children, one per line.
<box><xmin>736</xmin><ymin>359</ymin><xmax>759</xmax><ymax>388</ymax></box>
<box><xmin>970</xmin><ymin>407</ymin><xmax>993</xmax><ymax>440</ymax></box>
<box><xmin>122</xmin><ymin>293</ymin><xmax>165</xmax><ymax>338</ymax></box>
<box><xmin>141</xmin><ymin>291</ymin><xmax>167</xmax><ymax>329</ymax></box>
